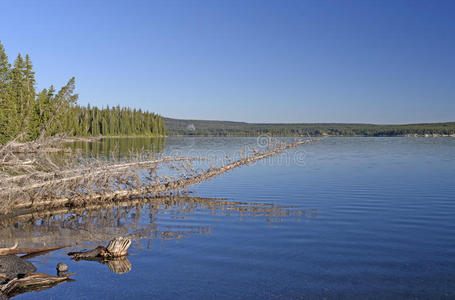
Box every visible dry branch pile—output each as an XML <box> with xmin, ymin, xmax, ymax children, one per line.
<box><xmin>0</xmin><ymin>147</ymin><xmax>206</xmax><ymax>214</ymax></box>
<box><xmin>1</xmin><ymin>137</ymin><xmax>317</xmax><ymax>216</ymax></box>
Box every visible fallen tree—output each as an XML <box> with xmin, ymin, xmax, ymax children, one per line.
<box><xmin>1</xmin><ymin>136</ymin><xmax>318</xmax><ymax>216</ymax></box>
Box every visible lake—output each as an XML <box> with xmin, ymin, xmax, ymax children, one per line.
<box><xmin>3</xmin><ymin>137</ymin><xmax>455</xmax><ymax>299</ymax></box>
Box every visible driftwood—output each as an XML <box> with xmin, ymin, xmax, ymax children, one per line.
<box><xmin>1</xmin><ymin>139</ymin><xmax>318</xmax><ymax>215</ymax></box>
<box><xmin>0</xmin><ymin>244</ymin><xmax>68</xmax><ymax>256</ymax></box>
<box><xmin>106</xmin><ymin>237</ymin><xmax>132</xmax><ymax>257</ymax></box>
<box><xmin>1</xmin><ymin>272</ymin><xmax>74</xmax><ymax>297</ymax></box>
<box><xmin>1</xmin><ymin>135</ymin><xmax>319</xmax><ymax>219</ymax></box>
<box><xmin>68</xmin><ymin>238</ymin><xmax>133</xmax><ymax>275</ymax></box>
<box><xmin>0</xmin><ymin>243</ymin><xmax>18</xmax><ymax>256</ymax></box>
<box><xmin>68</xmin><ymin>237</ymin><xmax>132</xmax><ymax>260</ymax></box>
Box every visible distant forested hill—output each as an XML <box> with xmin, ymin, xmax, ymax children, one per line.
<box><xmin>164</xmin><ymin>118</ymin><xmax>455</xmax><ymax>137</ymax></box>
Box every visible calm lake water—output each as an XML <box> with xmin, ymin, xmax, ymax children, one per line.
<box><xmin>3</xmin><ymin>137</ymin><xmax>455</xmax><ymax>299</ymax></box>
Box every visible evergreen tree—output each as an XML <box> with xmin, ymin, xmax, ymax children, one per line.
<box><xmin>0</xmin><ymin>41</ymin><xmax>16</xmax><ymax>143</ymax></box>
<box><xmin>24</xmin><ymin>54</ymin><xmax>37</xmax><ymax>139</ymax></box>
<box><xmin>11</xmin><ymin>54</ymin><xmax>26</xmax><ymax>122</ymax></box>
<box><xmin>0</xmin><ymin>41</ymin><xmax>166</xmax><ymax>144</ymax></box>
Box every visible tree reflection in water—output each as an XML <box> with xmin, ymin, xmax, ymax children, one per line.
<box><xmin>0</xmin><ymin>196</ymin><xmax>318</xmax><ymax>274</ymax></box>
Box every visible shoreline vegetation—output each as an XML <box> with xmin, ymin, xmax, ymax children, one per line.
<box><xmin>164</xmin><ymin>118</ymin><xmax>455</xmax><ymax>137</ymax></box>
<box><xmin>0</xmin><ymin>41</ymin><xmax>165</xmax><ymax>146</ymax></box>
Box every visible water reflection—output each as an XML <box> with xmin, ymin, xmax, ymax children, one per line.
<box><xmin>107</xmin><ymin>257</ymin><xmax>132</xmax><ymax>274</ymax></box>
<box><xmin>68</xmin><ymin>137</ymin><xmax>165</xmax><ymax>159</ymax></box>
<box><xmin>0</xmin><ymin>196</ymin><xmax>318</xmax><ymax>249</ymax></box>
<box><xmin>5</xmin><ymin>276</ymin><xmax>75</xmax><ymax>299</ymax></box>
<box><xmin>69</xmin><ymin>253</ymin><xmax>132</xmax><ymax>275</ymax></box>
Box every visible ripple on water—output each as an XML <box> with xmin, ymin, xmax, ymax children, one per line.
<box><xmin>4</xmin><ymin>137</ymin><xmax>455</xmax><ymax>299</ymax></box>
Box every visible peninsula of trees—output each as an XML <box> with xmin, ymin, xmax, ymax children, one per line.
<box><xmin>0</xmin><ymin>41</ymin><xmax>165</xmax><ymax>144</ymax></box>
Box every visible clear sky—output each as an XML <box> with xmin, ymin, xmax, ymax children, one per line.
<box><xmin>1</xmin><ymin>0</ymin><xmax>454</xmax><ymax>124</ymax></box>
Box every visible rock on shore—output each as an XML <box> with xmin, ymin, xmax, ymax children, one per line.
<box><xmin>0</xmin><ymin>255</ymin><xmax>37</xmax><ymax>282</ymax></box>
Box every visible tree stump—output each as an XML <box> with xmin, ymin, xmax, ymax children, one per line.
<box><xmin>106</xmin><ymin>237</ymin><xmax>131</xmax><ymax>258</ymax></box>
<box><xmin>68</xmin><ymin>237</ymin><xmax>132</xmax><ymax>260</ymax></box>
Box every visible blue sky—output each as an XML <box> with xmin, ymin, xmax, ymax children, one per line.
<box><xmin>1</xmin><ymin>0</ymin><xmax>454</xmax><ymax>123</ymax></box>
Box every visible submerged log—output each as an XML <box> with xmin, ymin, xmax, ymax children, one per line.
<box><xmin>0</xmin><ymin>244</ymin><xmax>69</xmax><ymax>256</ymax></box>
<box><xmin>68</xmin><ymin>246</ymin><xmax>107</xmax><ymax>260</ymax></box>
<box><xmin>68</xmin><ymin>237</ymin><xmax>132</xmax><ymax>260</ymax></box>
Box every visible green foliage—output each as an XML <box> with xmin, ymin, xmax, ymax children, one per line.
<box><xmin>0</xmin><ymin>41</ymin><xmax>17</xmax><ymax>144</ymax></box>
<box><xmin>0</xmin><ymin>41</ymin><xmax>166</xmax><ymax>144</ymax></box>
<box><xmin>63</xmin><ymin>105</ymin><xmax>166</xmax><ymax>137</ymax></box>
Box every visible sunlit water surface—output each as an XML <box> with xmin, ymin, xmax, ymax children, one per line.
<box><xmin>4</xmin><ymin>137</ymin><xmax>455</xmax><ymax>299</ymax></box>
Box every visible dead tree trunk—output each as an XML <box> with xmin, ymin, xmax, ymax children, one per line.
<box><xmin>0</xmin><ymin>244</ymin><xmax>68</xmax><ymax>256</ymax></box>
<box><xmin>68</xmin><ymin>237</ymin><xmax>132</xmax><ymax>260</ymax></box>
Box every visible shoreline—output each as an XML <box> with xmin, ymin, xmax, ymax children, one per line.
<box><xmin>62</xmin><ymin>133</ymin><xmax>455</xmax><ymax>141</ymax></box>
<box><xmin>62</xmin><ymin>135</ymin><xmax>166</xmax><ymax>142</ymax></box>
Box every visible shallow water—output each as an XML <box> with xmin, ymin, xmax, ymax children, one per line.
<box><xmin>3</xmin><ymin>137</ymin><xmax>455</xmax><ymax>299</ymax></box>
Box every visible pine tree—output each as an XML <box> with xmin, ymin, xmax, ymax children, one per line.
<box><xmin>24</xmin><ymin>54</ymin><xmax>38</xmax><ymax>140</ymax></box>
<box><xmin>0</xmin><ymin>41</ymin><xmax>166</xmax><ymax>143</ymax></box>
<box><xmin>39</xmin><ymin>78</ymin><xmax>78</xmax><ymax>139</ymax></box>
<box><xmin>11</xmin><ymin>54</ymin><xmax>26</xmax><ymax>123</ymax></box>
<box><xmin>0</xmin><ymin>41</ymin><xmax>16</xmax><ymax>143</ymax></box>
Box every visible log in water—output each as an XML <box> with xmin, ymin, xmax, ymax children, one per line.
<box><xmin>1</xmin><ymin>139</ymin><xmax>318</xmax><ymax>216</ymax></box>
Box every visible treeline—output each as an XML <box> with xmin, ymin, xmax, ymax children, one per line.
<box><xmin>165</xmin><ymin>118</ymin><xmax>455</xmax><ymax>137</ymax></box>
<box><xmin>64</xmin><ymin>105</ymin><xmax>166</xmax><ymax>137</ymax></box>
<box><xmin>0</xmin><ymin>41</ymin><xmax>165</xmax><ymax>144</ymax></box>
